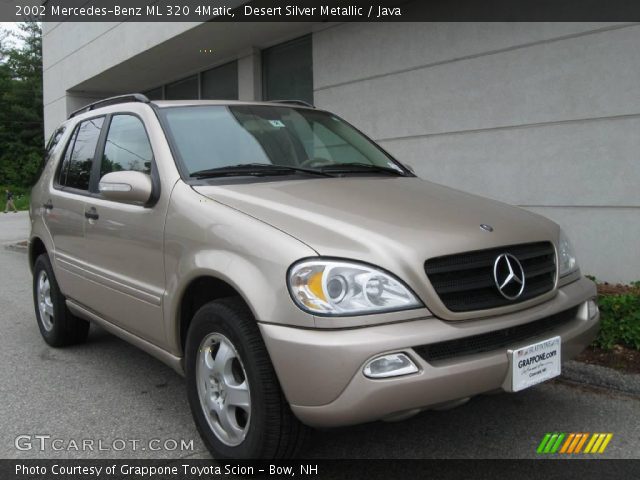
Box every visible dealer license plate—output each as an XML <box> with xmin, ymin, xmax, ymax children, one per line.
<box><xmin>510</xmin><ymin>336</ymin><xmax>561</xmax><ymax>392</ymax></box>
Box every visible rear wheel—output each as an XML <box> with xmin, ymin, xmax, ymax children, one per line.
<box><xmin>185</xmin><ymin>298</ymin><xmax>308</xmax><ymax>459</ymax></box>
<box><xmin>33</xmin><ymin>254</ymin><xmax>89</xmax><ymax>347</ymax></box>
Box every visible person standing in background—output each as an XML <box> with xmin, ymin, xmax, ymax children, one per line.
<box><xmin>4</xmin><ymin>189</ymin><xmax>18</xmax><ymax>213</ymax></box>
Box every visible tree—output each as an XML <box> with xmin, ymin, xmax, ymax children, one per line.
<box><xmin>0</xmin><ymin>22</ymin><xmax>43</xmax><ymax>187</ymax></box>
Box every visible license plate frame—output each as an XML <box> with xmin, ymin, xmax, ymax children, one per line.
<box><xmin>507</xmin><ymin>336</ymin><xmax>561</xmax><ymax>392</ymax></box>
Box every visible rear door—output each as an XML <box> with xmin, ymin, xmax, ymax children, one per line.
<box><xmin>82</xmin><ymin>113</ymin><xmax>167</xmax><ymax>345</ymax></box>
<box><xmin>43</xmin><ymin>116</ymin><xmax>105</xmax><ymax>303</ymax></box>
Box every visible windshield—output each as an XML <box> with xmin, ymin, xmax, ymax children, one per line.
<box><xmin>159</xmin><ymin>105</ymin><xmax>407</xmax><ymax>177</ymax></box>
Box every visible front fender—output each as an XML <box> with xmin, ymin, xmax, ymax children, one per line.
<box><xmin>163</xmin><ymin>181</ymin><xmax>317</xmax><ymax>355</ymax></box>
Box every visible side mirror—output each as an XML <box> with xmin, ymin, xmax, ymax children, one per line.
<box><xmin>99</xmin><ymin>171</ymin><xmax>152</xmax><ymax>204</ymax></box>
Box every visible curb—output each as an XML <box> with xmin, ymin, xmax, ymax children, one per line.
<box><xmin>560</xmin><ymin>360</ymin><xmax>640</xmax><ymax>396</ymax></box>
<box><xmin>3</xmin><ymin>241</ymin><xmax>28</xmax><ymax>253</ymax></box>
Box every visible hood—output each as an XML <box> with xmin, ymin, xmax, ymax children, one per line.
<box><xmin>194</xmin><ymin>177</ymin><xmax>559</xmax><ymax>317</ymax></box>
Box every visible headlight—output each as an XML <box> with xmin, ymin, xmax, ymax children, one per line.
<box><xmin>288</xmin><ymin>259</ymin><xmax>423</xmax><ymax>315</ymax></box>
<box><xmin>558</xmin><ymin>229</ymin><xmax>579</xmax><ymax>277</ymax></box>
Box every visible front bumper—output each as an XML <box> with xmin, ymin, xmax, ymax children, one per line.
<box><xmin>260</xmin><ymin>276</ymin><xmax>598</xmax><ymax>428</ymax></box>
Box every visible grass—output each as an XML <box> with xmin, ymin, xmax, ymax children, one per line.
<box><xmin>1</xmin><ymin>185</ymin><xmax>30</xmax><ymax>212</ymax></box>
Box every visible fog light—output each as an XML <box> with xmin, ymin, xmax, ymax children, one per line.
<box><xmin>363</xmin><ymin>353</ymin><xmax>418</xmax><ymax>379</ymax></box>
<box><xmin>587</xmin><ymin>299</ymin><xmax>599</xmax><ymax>319</ymax></box>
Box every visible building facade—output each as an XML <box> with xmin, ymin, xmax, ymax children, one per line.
<box><xmin>43</xmin><ymin>20</ymin><xmax>640</xmax><ymax>282</ymax></box>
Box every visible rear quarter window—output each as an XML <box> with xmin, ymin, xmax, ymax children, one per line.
<box><xmin>44</xmin><ymin>126</ymin><xmax>66</xmax><ymax>163</ymax></box>
<box><xmin>58</xmin><ymin>117</ymin><xmax>105</xmax><ymax>191</ymax></box>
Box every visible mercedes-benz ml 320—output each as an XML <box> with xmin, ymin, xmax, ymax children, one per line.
<box><xmin>29</xmin><ymin>95</ymin><xmax>599</xmax><ymax>459</ymax></box>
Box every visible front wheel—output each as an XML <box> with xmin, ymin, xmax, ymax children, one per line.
<box><xmin>185</xmin><ymin>298</ymin><xmax>308</xmax><ymax>459</ymax></box>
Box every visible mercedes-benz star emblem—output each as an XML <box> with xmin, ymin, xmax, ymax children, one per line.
<box><xmin>480</xmin><ymin>224</ymin><xmax>494</xmax><ymax>232</ymax></box>
<box><xmin>493</xmin><ymin>253</ymin><xmax>526</xmax><ymax>300</ymax></box>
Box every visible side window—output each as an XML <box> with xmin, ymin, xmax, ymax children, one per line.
<box><xmin>58</xmin><ymin>126</ymin><xmax>78</xmax><ymax>186</ymax></box>
<box><xmin>59</xmin><ymin>117</ymin><xmax>104</xmax><ymax>191</ymax></box>
<box><xmin>100</xmin><ymin>115</ymin><xmax>153</xmax><ymax>178</ymax></box>
<box><xmin>44</xmin><ymin>126</ymin><xmax>66</xmax><ymax>163</ymax></box>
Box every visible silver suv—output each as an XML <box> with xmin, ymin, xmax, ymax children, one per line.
<box><xmin>30</xmin><ymin>94</ymin><xmax>599</xmax><ymax>459</ymax></box>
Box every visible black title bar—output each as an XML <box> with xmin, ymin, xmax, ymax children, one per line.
<box><xmin>2</xmin><ymin>459</ymin><xmax>640</xmax><ymax>480</ymax></box>
<box><xmin>3</xmin><ymin>0</ymin><xmax>640</xmax><ymax>22</ymax></box>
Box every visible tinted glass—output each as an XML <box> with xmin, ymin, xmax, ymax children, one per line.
<box><xmin>262</xmin><ymin>36</ymin><xmax>313</xmax><ymax>105</ymax></box>
<box><xmin>58</xmin><ymin>127</ymin><xmax>77</xmax><ymax>185</ymax></box>
<box><xmin>101</xmin><ymin>115</ymin><xmax>153</xmax><ymax>177</ymax></box>
<box><xmin>201</xmin><ymin>61</ymin><xmax>238</xmax><ymax>100</ymax></box>
<box><xmin>165</xmin><ymin>75</ymin><xmax>198</xmax><ymax>100</ymax></box>
<box><xmin>45</xmin><ymin>127</ymin><xmax>65</xmax><ymax>158</ymax></box>
<box><xmin>60</xmin><ymin>117</ymin><xmax>104</xmax><ymax>190</ymax></box>
<box><xmin>161</xmin><ymin>106</ymin><xmax>400</xmax><ymax>175</ymax></box>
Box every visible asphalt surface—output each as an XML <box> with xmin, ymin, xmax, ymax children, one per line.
<box><xmin>0</xmin><ymin>211</ymin><xmax>29</xmax><ymax>244</ymax></box>
<box><xmin>0</xmin><ymin>212</ymin><xmax>638</xmax><ymax>460</ymax></box>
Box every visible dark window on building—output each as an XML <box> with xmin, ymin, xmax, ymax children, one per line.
<box><xmin>59</xmin><ymin>117</ymin><xmax>104</xmax><ymax>190</ymax></box>
<box><xmin>262</xmin><ymin>35</ymin><xmax>313</xmax><ymax>105</ymax></box>
<box><xmin>101</xmin><ymin>115</ymin><xmax>153</xmax><ymax>178</ymax></box>
<box><xmin>144</xmin><ymin>87</ymin><xmax>164</xmax><ymax>100</ymax></box>
<box><xmin>165</xmin><ymin>75</ymin><xmax>198</xmax><ymax>100</ymax></box>
<box><xmin>201</xmin><ymin>61</ymin><xmax>238</xmax><ymax>100</ymax></box>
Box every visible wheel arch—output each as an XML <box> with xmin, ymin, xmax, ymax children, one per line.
<box><xmin>29</xmin><ymin>236</ymin><xmax>48</xmax><ymax>273</ymax></box>
<box><xmin>176</xmin><ymin>274</ymin><xmax>254</xmax><ymax>355</ymax></box>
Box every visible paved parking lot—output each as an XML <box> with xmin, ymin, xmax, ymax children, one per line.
<box><xmin>1</xmin><ymin>212</ymin><xmax>638</xmax><ymax>459</ymax></box>
<box><xmin>0</xmin><ymin>211</ymin><xmax>29</xmax><ymax>244</ymax></box>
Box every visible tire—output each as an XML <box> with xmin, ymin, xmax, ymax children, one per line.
<box><xmin>185</xmin><ymin>297</ymin><xmax>309</xmax><ymax>459</ymax></box>
<box><xmin>33</xmin><ymin>253</ymin><xmax>90</xmax><ymax>347</ymax></box>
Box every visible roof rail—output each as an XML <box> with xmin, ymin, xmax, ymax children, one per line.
<box><xmin>68</xmin><ymin>93</ymin><xmax>150</xmax><ymax>119</ymax></box>
<box><xmin>267</xmin><ymin>99</ymin><xmax>315</xmax><ymax>108</ymax></box>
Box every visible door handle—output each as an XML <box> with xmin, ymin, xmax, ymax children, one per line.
<box><xmin>43</xmin><ymin>200</ymin><xmax>53</xmax><ymax>210</ymax></box>
<box><xmin>84</xmin><ymin>207</ymin><xmax>99</xmax><ymax>221</ymax></box>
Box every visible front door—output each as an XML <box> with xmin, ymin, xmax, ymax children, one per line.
<box><xmin>81</xmin><ymin>114</ymin><xmax>167</xmax><ymax>346</ymax></box>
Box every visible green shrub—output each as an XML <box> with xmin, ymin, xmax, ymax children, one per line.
<box><xmin>595</xmin><ymin>292</ymin><xmax>640</xmax><ymax>351</ymax></box>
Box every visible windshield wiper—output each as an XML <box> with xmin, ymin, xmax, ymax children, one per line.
<box><xmin>318</xmin><ymin>163</ymin><xmax>407</xmax><ymax>176</ymax></box>
<box><xmin>190</xmin><ymin>163</ymin><xmax>334</xmax><ymax>179</ymax></box>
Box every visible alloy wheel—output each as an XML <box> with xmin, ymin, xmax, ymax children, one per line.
<box><xmin>196</xmin><ymin>333</ymin><xmax>251</xmax><ymax>446</ymax></box>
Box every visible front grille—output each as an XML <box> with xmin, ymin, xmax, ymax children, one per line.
<box><xmin>424</xmin><ymin>242</ymin><xmax>556</xmax><ymax>312</ymax></box>
<box><xmin>414</xmin><ymin>306</ymin><xmax>579</xmax><ymax>363</ymax></box>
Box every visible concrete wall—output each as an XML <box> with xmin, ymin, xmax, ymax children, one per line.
<box><xmin>42</xmin><ymin>21</ymin><xmax>314</xmax><ymax>137</ymax></box>
<box><xmin>313</xmin><ymin>22</ymin><xmax>640</xmax><ymax>283</ymax></box>
<box><xmin>42</xmin><ymin>21</ymin><xmax>198</xmax><ymax>135</ymax></box>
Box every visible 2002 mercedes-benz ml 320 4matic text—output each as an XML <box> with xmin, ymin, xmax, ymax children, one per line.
<box><xmin>29</xmin><ymin>94</ymin><xmax>599</xmax><ymax>459</ymax></box>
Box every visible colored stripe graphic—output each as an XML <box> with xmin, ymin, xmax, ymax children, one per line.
<box><xmin>590</xmin><ymin>434</ymin><xmax>605</xmax><ymax>453</ymax></box>
<box><xmin>537</xmin><ymin>433</ymin><xmax>552</xmax><ymax>454</ymax></box>
<box><xmin>568</xmin><ymin>433</ymin><xmax>584</xmax><ymax>454</ymax></box>
<box><xmin>584</xmin><ymin>433</ymin><xmax>598</xmax><ymax>453</ymax></box>
<box><xmin>537</xmin><ymin>433</ymin><xmax>566</xmax><ymax>454</ymax></box>
<box><xmin>550</xmin><ymin>433</ymin><xmax>565</xmax><ymax>453</ymax></box>
<box><xmin>574</xmin><ymin>433</ymin><xmax>589</xmax><ymax>453</ymax></box>
<box><xmin>544</xmin><ymin>433</ymin><xmax>559</xmax><ymax>453</ymax></box>
<box><xmin>559</xmin><ymin>433</ymin><xmax>575</xmax><ymax>453</ymax></box>
<box><xmin>566</xmin><ymin>434</ymin><xmax>577</xmax><ymax>453</ymax></box>
<box><xmin>584</xmin><ymin>433</ymin><xmax>614</xmax><ymax>454</ymax></box>
<box><xmin>537</xmin><ymin>433</ymin><xmax>613</xmax><ymax>454</ymax></box>
<box><xmin>598</xmin><ymin>434</ymin><xmax>613</xmax><ymax>453</ymax></box>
